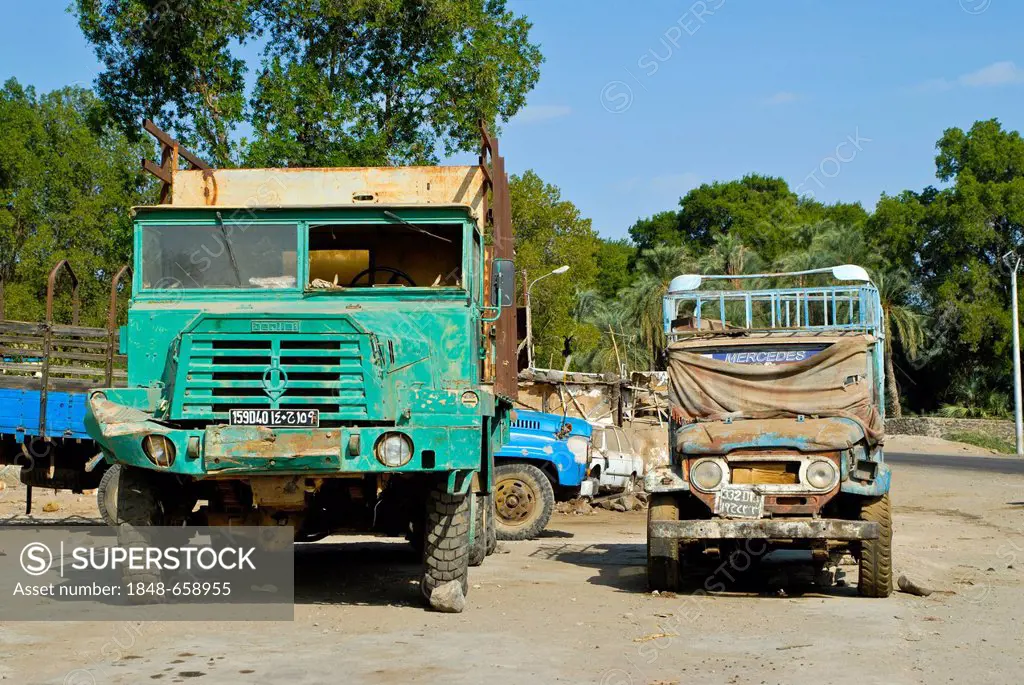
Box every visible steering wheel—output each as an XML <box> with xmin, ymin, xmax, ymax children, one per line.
<box><xmin>348</xmin><ymin>266</ymin><xmax>417</xmax><ymax>287</ymax></box>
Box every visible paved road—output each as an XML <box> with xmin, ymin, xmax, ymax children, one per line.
<box><xmin>887</xmin><ymin>451</ymin><xmax>1024</xmax><ymax>475</ymax></box>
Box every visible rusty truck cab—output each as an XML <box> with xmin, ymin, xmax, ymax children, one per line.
<box><xmin>646</xmin><ymin>265</ymin><xmax>893</xmax><ymax>597</ymax></box>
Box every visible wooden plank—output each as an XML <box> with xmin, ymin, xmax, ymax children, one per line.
<box><xmin>0</xmin><ymin>321</ymin><xmax>44</xmax><ymax>335</ymax></box>
<box><xmin>0</xmin><ymin>335</ymin><xmax>118</xmax><ymax>350</ymax></box>
<box><xmin>0</xmin><ymin>375</ymin><xmax>127</xmax><ymax>391</ymax></box>
<box><xmin>0</xmin><ymin>320</ymin><xmax>110</xmax><ymax>338</ymax></box>
<box><xmin>0</xmin><ymin>362</ymin><xmax>126</xmax><ymax>377</ymax></box>
<box><xmin>50</xmin><ymin>324</ymin><xmax>109</xmax><ymax>338</ymax></box>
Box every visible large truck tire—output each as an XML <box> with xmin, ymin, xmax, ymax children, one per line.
<box><xmin>97</xmin><ymin>464</ymin><xmax>121</xmax><ymax>527</ymax></box>
<box><xmin>493</xmin><ymin>463</ymin><xmax>554</xmax><ymax>541</ymax></box>
<box><xmin>421</xmin><ymin>486</ymin><xmax>471</xmax><ymax>602</ymax></box>
<box><xmin>469</xmin><ymin>493</ymin><xmax>487</xmax><ymax>567</ymax></box>
<box><xmin>115</xmin><ymin>467</ymin><xmax>166</xmax><ymax>601</ymax></box>
<box><xmin>485</xmin><ymin>494</ymin><xmax>497</xmax><ymax>555</ymax></box>
<box><xmin>857</xmin><ymin>493</ymin><xmax>893</xmax><ymax>598</ymax></box>
<box><xmin>647</xmin><ymin>493</ymin><xmax>681</xmax><ymax>592</ymax></box>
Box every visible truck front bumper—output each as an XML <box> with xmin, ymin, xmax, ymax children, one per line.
<box><xmin>649</xmin><ymin>518</ymin><xmax>879</xmax><ymax>541</ymax></box>
<box><xmin>86</xmin><ymin>393</ymin><xmax>485</xmax><ymax>481</ymax></box>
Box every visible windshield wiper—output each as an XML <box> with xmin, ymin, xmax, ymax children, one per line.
<box><xmin>383</xmin><ymin>211</ymin><xmax>452</xmax><ymax>243</ymax></box>
<box><xmin>217</xmin><ymin>219</ymin><xmax>242</xmax><ymax>286</ymax></box>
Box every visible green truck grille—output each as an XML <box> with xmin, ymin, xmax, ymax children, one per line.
<box><xmin>174</xmin><ymin>334</ymin><xmax>371</xmax><ymax>422</ymax></box>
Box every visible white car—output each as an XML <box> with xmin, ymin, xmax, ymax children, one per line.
<box><xmin>588</xmin><ymin>424</ymin><xmax>645</xmax><ymax>493</ymax></box>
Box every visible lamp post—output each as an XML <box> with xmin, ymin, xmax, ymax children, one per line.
<box><xmin>525</xmin><ymin>265</ymin><xmax>569</xmax><ymax>369</ymax></box>
<box><xmin>1004</xmin><ymin>251</ymin><xmax>1024</xmax><ymax>456</ymax></box>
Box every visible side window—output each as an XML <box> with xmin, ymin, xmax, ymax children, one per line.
<box><xmin>594</xmin><ymin>429</ymin><xmax>607</xmax><ymax>451</ymax></box>
<box><xmin>616</xmin><ymin>428</ymin><xmax>633</xmax><ymax>453</ymax></box>
<box><xmin>606</xmin><ymin>428</ymin><xmax>621</xmax><ymax>452</ymax></box>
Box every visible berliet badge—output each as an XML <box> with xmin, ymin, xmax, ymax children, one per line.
<box><xmin>261</xmin><ymin>359</ymin><xmax>289</xmax><ymax>401</ymax></box>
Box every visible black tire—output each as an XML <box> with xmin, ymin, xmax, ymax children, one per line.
<box><xmin>485</xmin><ymin>494</ymin><xmax>497</xmax><ymax>555</ymax></box>
<box><xmin>115</xmin><ymin>467</ymin><xmax>167</xmax><ymax>602</ymax></box>
<box><xmin>493</xmin><ymin>463</ymin><xmax>555</xmax><ymax>541</ymax></box>
<box><xmin>421</xmin><ymin>486</ymin><xmax>471</xmax><ymax>602</ymax></box>
<box><xmin>97</xmin><ymin>464</ymin><xmax>121</xmax><ymax>527</ymax></box>
<box><xmin>469</xmin><ymin>493</ymin><xmax>487</xmax><ymax>567</ymax></box>
<box><xmin>647</xmin><ymin>493</ymin><xmax>681</xmax><ymax>592</ymax></box>
<box><xmin>857</xmin><ymin>493</ymin><xmax>893</xmax><ymax>598</ymax></box>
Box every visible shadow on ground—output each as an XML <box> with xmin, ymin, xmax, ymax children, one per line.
<box><xmin>532</xmin><ymin>542</ymin><xmax>858</xmax><ymax>598</ymax></box>
<box><xmin>293</xmin><ymin>539</ymin><xmax>423</xmax><ymax>608</ymax></box>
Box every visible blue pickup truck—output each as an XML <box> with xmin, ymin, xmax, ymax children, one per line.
<box><xmin>0</xmin><ymin>261</ymin><xmax>128</xmax><ymax>516</ymax></box>
<box><xmin>493</xmin><ymin>409</ymin><xmax>592</xmax><ymax>540</ymax></box>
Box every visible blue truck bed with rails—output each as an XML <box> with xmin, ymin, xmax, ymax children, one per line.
<box><xmin>0</xmin><ymin>260</ymin><xmax>129</xmax><ymax>514</ymax></box>
<box><xmin>493</xmin><ymin>409</ymin><xmax>592</xmax><ymax>540</ymax></box>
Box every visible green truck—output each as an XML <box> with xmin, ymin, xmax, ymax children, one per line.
<box><xmin>85</xmin><ymin>121</ymin><xmax>519</xmax><ymax>606</ymax></box>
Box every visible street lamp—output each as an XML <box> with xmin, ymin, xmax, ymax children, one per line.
<box><xmin>1003</xmin><ymin>251</ymin><xmax>1023</xmax><ymax>456</ymax></box>
<box><xmin>525</xmin><ymin>265</ymin><xmax>570</xmax><ymax>369</ymax></box>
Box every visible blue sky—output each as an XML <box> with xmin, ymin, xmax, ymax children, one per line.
<box><xmin>2</xmin><ymin>1</ymin><xmax>1023</xmax><ymax>240</ymax></box>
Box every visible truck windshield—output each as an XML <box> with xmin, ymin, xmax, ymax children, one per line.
<box><xmin>307</xmin><ymin>223</ymin><xmax>464</xmax><ymax>289</ymax></box>
<box><xmin>141</xmin><ymin>224</ymin><xmax>298</xmax><ymax>289</ymax></box>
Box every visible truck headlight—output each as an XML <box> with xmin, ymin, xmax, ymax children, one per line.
<box><xmin>142</xmin><ymin>434</ymin><xmax>175</xmax><ymax>468</ymax></box>
<box><xmin>566</xmin><ymin>436</ymin><xmax>590</xmax><ymax>464</ymax></box>
<box><xmin>806</xmin><ymin>459</ymin><xmax>838</xmax><ymax>489</ymax></box>
<box><xmin>374</xmin><ymin>432</ymin><xmax>413</xmax><ymax>467</ymax></box>
<box><xmin>689</xmin><ymin>459</ymin><xmax>724</xmax><ymax>491</ymax></box>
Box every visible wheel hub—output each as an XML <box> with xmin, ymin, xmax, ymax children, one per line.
<box><xmin>495</xmin><ymin>478</ymin><xmax>537</xmax><ymax>525</ymax></box>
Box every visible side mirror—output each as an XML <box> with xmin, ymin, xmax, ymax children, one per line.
<box><xmin>491</xmin><ymin>258</ymin><xmax>515</xmax><ymax>308</ymax></box>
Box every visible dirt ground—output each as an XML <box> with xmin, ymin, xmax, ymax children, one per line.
<box><xmin>1</xmin><ymin>441</ymin><xmax>1023</xmax><ymax>685</ymax></box>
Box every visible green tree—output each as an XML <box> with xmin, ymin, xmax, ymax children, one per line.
<box><xmin>869</xmin><ymin>120</ymin><xmax>1024</xmax><ymax>412</ymax></box>
<box><xmin>594</xmin><ymin>238</ymin><xmax>635</xmax><ymax>299</ymax></box>
<box><xmin>74</xmin><ymin>0</ymin><xmax>258</xmax><ymax>166</ymax></box>
<box><xmin>0</xmin><ymin>78</ymin><xmax>154</xmax><ymax>324</ymax></box>
<box><xmin>674</xmin><ymin>175</ymin><xmax>807</xmax><ymax>262</ymax></box>
<box><xmin>511</xmin><ymin>171</ymin><xmax>600</xmax><ymax>369</ymax></box>
<box><xmin>75</xmin><ymin>0</ymin><xmax>543</xmax><ymax>168</ymax></box>
<box><xmin>874</xmin><ymin>270</ymin><xmax>925</xmax><ymax>417</ymax></box>
<box><xmin>620</xmin><ymin>245</ymin><xmax>694</xmax><ymax>367</ymax></box>
<box><xmin>573</xmin><ymin>291</ymin><xmax>652</xmax><ymax>374</ymax></box>
<box><xmin>628</xmin><ymin>210</ymin><xmax>683</xmax><ymax>252</ymax></box>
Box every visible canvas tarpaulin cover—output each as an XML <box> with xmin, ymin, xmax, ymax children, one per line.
<box><xmin>667</xmin><ymin>337</ymin><xmax>883</xmax><ymax>447</ymax></box>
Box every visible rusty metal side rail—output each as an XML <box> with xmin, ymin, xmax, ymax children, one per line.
<box><xmin>141</xmin><ymin>119</ymin><xmax>211</xmax><ymax>204</ymax></box>
<box><xmin>664</xmin><ymin>284</ymin><xmax>882</xmax><ymax>341</ymax></box>
<box><xmin>479</xmin><ymin>120</ymin><xmax>517</xmax><ymax>401</ymax></box>
<box><xmin>39</xmin><ymin>261</ymin><xmax>78</xmax><ymax>438</ymax></box>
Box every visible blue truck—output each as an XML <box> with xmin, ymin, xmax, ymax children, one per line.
<box><xmin>493</xmin><ymin>409</ymin><xmax>592</xmax><ymax>540</ymax></box>
<box><xmin>647</xmin><ymin>265</ymin><xmax>892</xmax><ymax>596</ymax></box>
<box><xmin>0</xmin><ymin>261</ymin><xmax>128</xmax><ymax>516</ymax></box>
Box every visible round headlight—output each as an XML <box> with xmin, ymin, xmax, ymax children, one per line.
<box><xmin>374</xmin><ymin>432</ymin><xmax>413</xmax><ymax>468</ymax></box>
<box><xmin>690</xmin><ymin>459</ymin><xmax>724</xmax><ymax>491</ymax></box>
<box><xmin>806</xmin><ymin>459</ymin><xmax>838</xmax><ymax>489</ymax></box>
<box><xmin>141</xmin><ymin>434</ymin><xmax>176</xmax><ymax>468</ymax></box>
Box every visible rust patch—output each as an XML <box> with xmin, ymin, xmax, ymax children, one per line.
<box><xmin>201</xmin><ymin>169</ymin><xmax>218</xmax><ymax>205</ymax></box>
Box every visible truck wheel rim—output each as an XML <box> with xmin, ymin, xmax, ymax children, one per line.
<box><xmin>495</xmin><ymin>478</ymin><xmax>537</xmax><ymax>526</ymax></box>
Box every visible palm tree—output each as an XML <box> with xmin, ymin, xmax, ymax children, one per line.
<box><xmin>875</xmin><ymin>269</ymin><xmax>925</xmax><ymax>417</ymax></box>
<box><xmin>620</xmin><ymin>246</ymin><xmax>694</xmax><ymax>367</ymax></box>
<box><xmin>698</xmin><ymin>233</ymin><xmax>763</xmax><ymax>281</ymax></box>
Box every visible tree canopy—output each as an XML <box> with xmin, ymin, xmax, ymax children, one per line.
<box><xmin>0</xmin><ymin>78</ymin><xmax>153</xmax><ymax>324</ymax></box>
<box><xmin>74</xmin><ymin>0</ymin><xmax>543</xmax><ymax>167</ymax></box>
